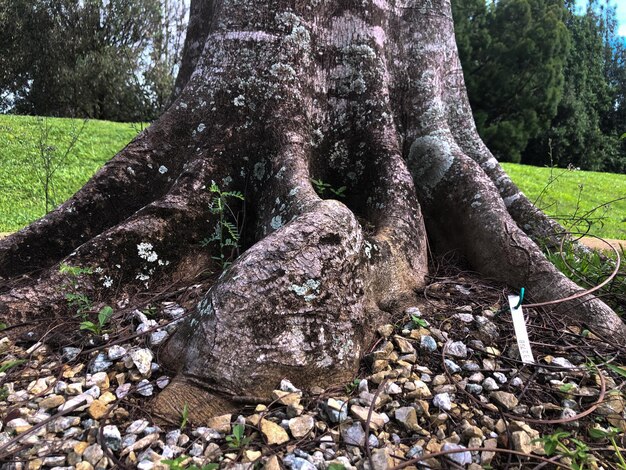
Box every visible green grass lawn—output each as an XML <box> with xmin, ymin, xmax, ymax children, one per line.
<box><xmin>0</xmin><ymin>115</ymin><xmax>143</xmax><ymax>232</ymax></box>
<box><xmin>502</xmin><ymin>163</ymin><xmax>626</xmax><ymax>240</ymax></box>
<box><xmin>1</xmin><ymin>114</ymin><xmax>624</xmax><ymax>240</ymax></box>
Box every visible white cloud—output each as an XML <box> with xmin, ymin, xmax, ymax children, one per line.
<box><xmin>619</xmin><ymin>25</ymin><xmax>626</xmax><ymax>37</ymax></box>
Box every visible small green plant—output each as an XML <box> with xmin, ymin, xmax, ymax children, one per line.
<box><xmin>544</xmin><ymin>242</ymin><xmax>625</xmax><ymax>318</ymax></box>
<box><xmin>0</xmin><ymin>322</ymin><xmax>6</xmax><ymax>331</ymax></box>
<box><xmin>225</xmin><ymin>423</ymin><xmax>251</xmax><ymax>449</ymax></box>
<box><xmin>345</xmin><ymin>378</ymin><xmax>361</xmax><ymax>394</ymax></box>
<box><xmin>79</xmin><ymin>306</ymin><xmax>113</xmax><ymax>335</ymax></box>
<box><xmin>0</xmin><ymin>359</ymin><xmax>27</xmax><ymax>373</ymax></box>
<box><xmin>311</xmin><ymin>178</ymin><xmax>346</xmax><ymax>198</ymax></box>
<box><xmin>59</xmin><ymin>263</ymin><xmax>94</xmax><ymax>277</ymax></box>
<box><xmin>0</xmin><ymin>386</ymin><xmax>9</xmax><ymax>401</ymax></box>
<box><xmin>411</xmin><ymin>315</ymin><xmax>428</xmax><ymax>328</ymax></box>
<box><xmin>201</xmin><ymin>182</ymin><xmax>244</xmax><ymax>269</ymax></box>
<box><xmin>65</xmin><ymin>292</ymin><xmax>93</xmax><ymax>316</ymax></box>
<box><xmin>589</xmin><ymin>426</ymin><xmax>626</xmax><ymax>469</ymax></box>
<box><xmin>180</xmin><ymin>403</ymin><xmax>189</xmax><ymax>430</ymax></box>
<box><xmin>559</xmin><ymin>383</ymin><xmax>575</xmax><ymax>393</ymax></box>
<box><xmin>538</xmin><ymin>430</ymin><xmax>592</xmax><ymax>470</ymax></box>
<box><xmin>142</xmin><ymin>305</ymin><xmax>158</xmax><ymax>318</ymax></box>
<box><xmin>162</xmin><ymin>455</ymin><xmax>218</xmax><ymax>470</ymax></box>
<box><xmin>327</xmin><ymin>464</ymin><xmax>347</xmax><ymax>470</ymax></box>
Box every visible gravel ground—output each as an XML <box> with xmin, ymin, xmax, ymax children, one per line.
<box><xmin>1</xmin><ymin>275</ymin><xmax>626</xmax><ymax>470</ymax></box>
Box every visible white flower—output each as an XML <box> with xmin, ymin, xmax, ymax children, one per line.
<box><xmin>102</xmin><ymin>276</ymin><xmax>113</xmax><ymax>288</ymax></box>
<box><xmin>137</xmin><ymin>242</ymin><xmax>158</xmax><ymax>262</ymax></box>
<box><xmin>158</xmin><ymin>165</ymin><xmax>168</xmax><ymax>174</ymax></box>
<box><xmin>233</xmin><ymin>95</ymin><xmax>245</xmax><ymax>107</ymax></box>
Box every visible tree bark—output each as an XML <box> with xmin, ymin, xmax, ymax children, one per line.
<box><xmin>1</xmin><ymin>0</ymin><xmax>623</xmax><ymax>423</ymax></box>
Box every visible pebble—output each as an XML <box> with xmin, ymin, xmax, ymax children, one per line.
<box><xmin>340</xmin><ymin>422</ymin><xmax>366</xmax><ymax>447</ymax></box>
<box><xmin>129</xmin><ymin>349</ymin><xmax>153</xmax><ymax>376</ymax></box>
<box><xmin>324</xmin><ymin>398</ymin><xmax>349</xmax><ymax>423</ymax></box>
<box><xmin>107</xmin><ymin>345</ymin><xmax>127</xmax><ymax>360</ymax></box>
<box><xmin>482</xmin><ymin>377</ymin><xmax>499</xmax><ymax>391</ymax></box>
<box><xmin>136</xmin><ymin>379</ymin><xmax>153</xmax><ymax>396</ymax></box>
<box><xmin>261</xmin><ymin>419</ymin><xmax>290</xmax><ymax>445</ymax></box>
<box><xmin>490</xmin><ymin>391</ymin><xmax>519</xmax><ymax>410</ymax></box>
<box><xmin>288</xmin><ymin>415</ymin><xmax>315</xmax><ymax>437</ymax></box>
<box><xmin>102</xmin><ymin>425</ymin><xmax>121</xmax><ymax>451</ymax></box>
<box><xmin>441</xmin><ymin>443</ymin><xmax>472</xmax><ymax>466</ymax></box>
<box><xmin>433</xmin><ymin>393</ymin><xmax>453</xmax><ymax>411</ymax></box>
<box><xmin>445</xmin><ymin>341</ymin><xmax>468</xmax><ymax>358</ymax></box>
<box><xmin>91</xmin><ymin>353</ymin><xmax>112</xmax><ymax>373</ymax></box>
<box><xmin>420</xmin><ymin>335</ymin><xmax>437</xmax><ymax>352</ymax></box>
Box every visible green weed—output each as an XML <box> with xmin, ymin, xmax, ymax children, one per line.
<box><xmin>79</xmin><ymin>306</ymin><xmax>114</xmax><ymax>335</ymax></box>
<box><xmin>201</xmin><ymin>182</ymin><xmax>244</xmax><ymax>270</ymax></box>
<box><xmin>311</xmin><ymin>178</ymin><xmax>346</xmax><ymax>198</ymax></box>
<box><xmin>225</xmin><ymin>423</ymin><xmax>251</xmax><ymax>449</ymax></box>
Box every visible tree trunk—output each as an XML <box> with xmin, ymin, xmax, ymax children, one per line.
<box><xmin>1</xmin><ymin>0</ymin><xmax>624</xmax><ymax>423</ymax></box>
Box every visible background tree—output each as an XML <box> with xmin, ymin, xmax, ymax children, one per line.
<box><xmin>0</xmin><ymin>0</ymin><xmax>187</xmax><ymax>121</ymax></box>
<box><xmin>451</xmin><ymin>0</ymin><xmax>570</xmax><ymax>163</ymax></box>
<box><xmin>1</xmin><ymin>0</ymin><xmax>623</xmax><ymax>423</ymax></box>
<box><xmin>523</xmin><ymin>0</ymin><xmax>623</xmax><ymax>171</ymax></box>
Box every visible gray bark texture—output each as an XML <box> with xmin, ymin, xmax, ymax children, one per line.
<box><xmin>1</xmin><ymin>0</ymin><xmax>624</xmax><ymax>422</ymax></box>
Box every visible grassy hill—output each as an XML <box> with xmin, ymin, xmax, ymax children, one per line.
<box><xmin>0</xmin><ymin>115</ymin><xmax>143</xmax><ymax>232</ymax></box>
<box><xmin>1</xmin><ymin>115</ymin><xmax>624</xmax><ymax>240</ymax></box>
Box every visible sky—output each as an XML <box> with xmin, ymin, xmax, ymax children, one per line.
<box><xmin>576</xmin><ymin>0</ymin><xmax>626</xmax><ymax>36</ymax></box>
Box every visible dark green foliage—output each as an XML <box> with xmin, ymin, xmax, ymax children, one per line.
<box><xmin>0</xmin><ymin>0</ymin><xmax>186</xmax><ymax>122</ymax></box>
<box><xmin>524</xmin><ymin>1</ymin><xmax>624</xmax><ymax>172</ymax></box>
<box><xmin>453</xmin><ymin>0</ymin><xmax>626</xmax><ymax>173</ymax></box>
<box><xmin>452</xmin><ymin>0</ymin><xmax>570</xmax><ymax>163</ymax></box>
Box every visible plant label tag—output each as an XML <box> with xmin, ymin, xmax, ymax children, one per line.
<box><xmin>508</xmin><ymin>295</ymin><xmax>535</xmax><ymax>364</ymax></box>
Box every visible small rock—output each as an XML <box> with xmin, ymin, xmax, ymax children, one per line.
<box><xmin>27</xmin><ymin>378</ymin><xmax>50</xmax><ymax>395</ymax></box>
<box><xmin>340</xmin><ymin>422</ymin><xmax>366</xmax><ymax>447</ymax></box>
<box><xmin>39</xmin><ymin>395</ymin><xmax>66</xmax><ymax>410</ymax></box>
<box><xmin>445</xmin><ymin>341</ymin><xmax>467</xmax><ymax>358</ymax></box>
<box><xmin>6</xmin><ymin>418</ymin><xmax>31</xmax><ymax>434</ymax></box>
<box><xmin>393</xmin><ymin>335</ymin><xmax>416</xmax><ymax>354</ymax></box>
<box><xmin>511</xmin><ymin>431</ymin><xmax>532</xmax><ymax>454</ymax></box>
<box><xmin>288</xmin><ymin>415</ymin><xmax>315</xmax><ymax>438</ymax></box>
<box><xmin>261</xmin><ymin>419</ymin><xmax>289</xmax><ymax>445</ymax></box>
<box><xmin>466</xmin><ymin>384</ymin><xmax>483</xmax><ymax>395</ymax></box>
<box><xmin>433</xmin><ymin>393</ymin><xmax>452</xmax><ymax>411</ymax></box>
<box><xmin>324</xmin><ymin>398</ymin><xmax>348</xmax><ymax>423</ymax></box>
<box><xmin>482</xmin><ymin>377</ymin><xmax>499</xmax><ymax>391</ymax></box>
<box><xmin>454</xmin><ymin>313</ymin><xmax>474</xmax><ymax>323</ymax></box>
<box><xmin>126</xmin><ymin>419</ymin><xmax>149</xmax><ymax>434</ymax></box>
<box><xmin>377</xmin><ymin>324</ymin><xmax>394</xmax><ymax>338</ymax></box>
<box><xmin>490</xmin><ymin>391</ymin><xmax>519</xmax><ymax>410</ymax></box>
<box><xmin>88</xmin><ymin>400</ymin><xmax>109</xmax><ymax>420</ymax></box>
<box><xmin>91</xmin><ymin>353</ymin><xmax>112</xmax><ymax>373</ymax></box>
<box><xmin>350</xmin><ymin>405</ymin><xmax>386</xmax><ymax>430</ymax></box>
<box><xmin>420</xmin><ymin>336</ymin><xmax>437</xmax><ymax>352</ymax></box>
<box><xmin>83</xmin><ymin>444</ymin><xmax>104</xmax><ymax>466</ymax></box>
<box><xmin>284</xmin><ymin>455</ymin><xmax>316</xmax><ymax>470</ymax></box>
<box><xmin>87</xmin><ymin>372</ymin><xmax>109</xmax><ymax>390</ymax></box>
<box><xmin>511</xmin><ymin>377</ymin><xmax>523</xmax><ymax>387</ymax></box>
<box><xmin>207</xmin><ymin>414</ymin><xmax>232</xmax><ymax>433</ymax></box>
<box><xmin>441</xmin><ymin>443</ymin><xmax>472</xmax><ymax>466</ymax></box>
<box><xmin>280</xmin><ymin>379</ymin><xmax>300</xmax><ymax>393</ymax></box>
<box><xmin>271</xmin><ymin>389</ymin><xmax>301</xmax><ymax>406</ymax></box>
<box><xmin>264</xmin><ymin>455</ymin><xmax>281</xmax><ymax>470</ymax></box>
<box><xmin>63</xmin><ymin>347</ymin><xmax>82</xmax><ymax>361</ymax></box>
<box><xmin>107</xmin><ymin>345</ymin><xmax>127</xmax><ymax>360</ymax></box>
<box><xmin>150</xmin><ymin>330</ymin><xmax>168</xmax><ymax>346</ymax></box>
<box><xmin>444</xmin><ymin>359</ymin><xmax>461</xmax><ymax>374</ymax></box>
<box><xmin>102</xmin><ymin>425</ymin><xmax>121</xmax><ymax>451</ymax></box>
<box><xmin>156</xmin><ymin>376</ymin><xmax>170</xmax><ymax>389</ymax></box>
<box><xmin>136</xmin><ymin>379</ymin><xmax>153</xmax><ymax>397</ymax></box>
<box><xmin>493</xmin><ymin>372</ymin><xmax>507</xmax><ymax>384</ymax></box>
<box><xmin>552</xmin><ymin>357</ymin><xmax>574</xmax><ymax>369</ymax></box>
<box><xmin>76</xmin><ymin>462</ymin><xmax>94</xmax><ymax>470</ymax></box>
<box><xmin>116</xmin><ymin>383</ymin><xmax>131</xmax><ymax>399</ymax></box>
<box><xmin>130</xmin><ymin>349</ymin><xmax>153</xmax><ymax>376</ymax></box>
<box><xmin>395</xmin><ymin>407</ymin><xmax>420</xmax><ymax>431</ymax></box>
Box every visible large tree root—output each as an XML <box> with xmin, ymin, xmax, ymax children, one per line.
<box><xmin>1</xmin><ymin>0</ymin><xmax>623</xmax><ymax>423</ymax></box>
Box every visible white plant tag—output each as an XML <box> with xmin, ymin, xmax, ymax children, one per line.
<box><xmin>508</xmin><ymin>295</ymin><xmax>535</xmax><ymax>364</ymax></box>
